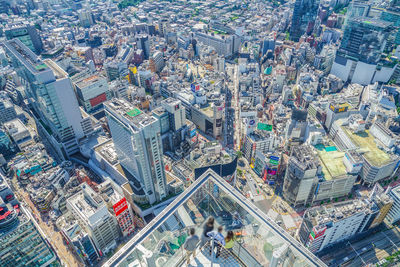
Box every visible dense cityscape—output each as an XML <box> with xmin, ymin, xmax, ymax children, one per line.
<box><xmin>1</xmin><ymin>0</ymin><xmax>400</xmax><ymax>266</ymax></box>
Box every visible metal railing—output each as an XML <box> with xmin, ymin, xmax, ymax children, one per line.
<box><xmin>175</xmin><ymin>236</ymin><xmax>261</xmax><ymax>267</ymax></box>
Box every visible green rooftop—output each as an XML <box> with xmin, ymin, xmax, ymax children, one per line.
<box><xmin>126</xmin><ymin>108</ymin><xmax>142</xmax><ymax>117</ymax></box>
<box><xmin>35</xmin><ymin>63</ymin><xmax>48</xmax><ymax>71</ymax></box>
<box><xmin>257</xmin><ymin>122</ymin><xmax>272</xmax><ymax>131</ymax></box>
<box><xmin>343</xmin><ymin>128</ymin><xmax>391</xmax><ymax>166</ymax></box>
<box><xmin>316</xmin><ymin>148</ymin><xmax>347</xmax><ymax>181</ymax></box>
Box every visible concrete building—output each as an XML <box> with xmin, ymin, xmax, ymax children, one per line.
<box><xmin>149</xmin><ymin>51</ymin><xmax>165</xmax><ymax>73</ymax></box>
<box><xmin>283</xmin><ymin>145</ymin><xmax>319</xmax><ymax>206</ymax></box>
<box><xmin>0</xmin><ymin>98</ymin><xmax>17</xmax><ymax>124</ymax></box>
<box><xmin>330</xmin><ymin>118</ymin><xmax>399</xmax><ymax>185</ymax></box>
<box><xmin>283</xmin><ymin>144</ymin><xmax>356</xmax><ymax>206</ymax></box>
<box><xmin>191</xmin><ymin>101</ymin><xmax>223</xmax><ymax>139</ymax></box>
<box><xmin>4</xmin><ymin>119</ymin><xmax>34</xmax><ymax>150</ymax></box>
<box><xmin>386</xmin><ymin>185</ymin><xmax>400</xmax><ymax>224</ymax></box>
<box><xmin>4</xmin><ymin>21</ymin><xmax>43</xmax><ymax>54</ymax></box>
<box><xmin>67</xmin><ymin>183</ymin><xmax>120</xmax><ymax>253</ymax></box>
<box><xmin>105</xmin><ymin>99</ymin><xmax>167</xmax><ymax>204</ymax></box>
<box><xmin>78</xmin><ymin>9</ymin><xmax>94</xmax><ymax>28</ymax></box>
<box><xmin>3</xmin><ymin>39</ymin><xmax>93</xmax><ymax>158</ymax></box>
<box><xmin>243</xmin><ymin>130</ymin><xmax>279</xmax><ymax>162</ymax></box>
<box><xmin>74</xmin><ymin>74</ymin><xmax>112</xmax><ymax>114</ymax></box>
<box><xmin>98</xmin><ymin>180</ymin><xmax>135</xmax><ymax>237</ymax></box>
<box><xmin>195</xmin><ymin>31</ymin><xmax>239</xmax><ymax>57</ymax></box>
<box><xmin>299</xmin><ymin>199</ymin><xmax>379</xmax><ymax>253</ymax></box>
<box><xmin>330</xmin><ymin>17</ymin><xmax>395</xmax><ymax>85</ymax></box>
<box><xmin>313</xmin><ymin>147</ymin><xmax>357</xmax><ymax>204</ymax></box>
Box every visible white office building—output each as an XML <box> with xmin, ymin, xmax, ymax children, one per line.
<box><xmin>299</xmin><ymin>199</ymin><xmax>379</xmax><ymax>253</ymax></box>
<box><xmin>161</xmin><ymin>97</ymin><xmax>185</xmax><ymax>132</ymax></box>
<box><xmin>66</xmin><ymin>183</ymin><xmax>120</xmax><ymax>253</ymax></box>
<box><xmin>105</xmin><ymin>99</ymin><xmax>167</xmax><ymax>204</ymax></box>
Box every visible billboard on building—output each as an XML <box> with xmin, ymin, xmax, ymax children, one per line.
<box><xmin>113</xmin><ymin>197</ymin><xmax>128</xmax><ymax>216</ymax></box>
<box><xmin>309</xmin><ymin>226</ymin><xmax>326</xmax><ymax>240</ymax></box>
<box><xmin>90</xmin><ymin>93</ymin><xmax>107</xmax><ymax>107</ymax></box>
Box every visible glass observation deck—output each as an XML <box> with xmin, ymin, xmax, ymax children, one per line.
<box><xmin>104</xmin><ymin>169</ymin><xmax>327</xmax><ymax>267</ymax></box>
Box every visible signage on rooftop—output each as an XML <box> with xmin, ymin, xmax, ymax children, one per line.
<box><xmin>257</xmin><ymin>123</ymin><xmax>272</xmax><ymax>131</ymax></box>
<box><xmin>329</xmin><ymin>103</ymin><xmax>348</xmax><ymax>113</ymax></box>
<box><xmin>126</xmin><ymin>108</ymin><xmax>142</xmax><ymax>117</ymax></box>
<box><xmin>191</xmin><ymin>83</ymin><xmax>200</xmax><ymax>93</ymax></box>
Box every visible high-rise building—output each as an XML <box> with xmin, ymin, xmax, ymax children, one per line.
<box><xmin>66</xmin><ymin>183</ymin><xmax>120</xmax><ymax>254</ymax></box>
<box><xmin>285</xmin><ymin>108</ymin><xmax>309</xmax><ymax>145</ymax></box>
<box><xmin>149</xmin><ymin>51</ymin><xmax>165</xmax><ymax>73</ymax></box>
<box><xmin>78</xmin><ymin>8</ymin><xmax>94</xmax><ymax>28</ymax></box>
<box><xmin>330</xmin><ymin>17</ymin><xmax>395</xmax><ymax>85</ymax></box>
<box><xmin>381</xmin><ymin>10</ymin><xmax>400</xmax><ymax>45</ymax></box>
<box><xmin>369</xmin><ymin>184</ymin><xmax>393</xmax><ymax>228</ymax></box>
<box><xmin>161</xmin><ymin>98</ymin><xmax>185</xmax><ymax>132</ymax></box>
<box><xmin>4</xmin><ymin>21</ymin><xmax>43</xmax><ymax>54</ymax></box>
<box><xmin>290</xmin><ymin>0</ymin><xmax>321</xmax><ymax>42</ymax></box>
<box><xmin>0</xmin><ymin>129</ymin><xmax>14</xmax><ymax>156</ymax></box>
<box><xmin>0</xmin><ymin>174</ymin><xmax>58</xmax><ymax>266</ymax></box>
<box><xmin>104</xmin><ymin>61</ymin><xmax>128</xmax><ymax>82</ymax></box>
<box><xmin>4</xmin><ymin>39</ymin><xmax>93</xmax><ymax>158</ymax></box>
<box><xmin>61</xmin><ymin>222</ymin><xmax>100</xmax><ymax>265</ymax></box>
<box><xmin>283</xmin><ymin>145</ymin><xmax>319</xmax><ymax>206</ymax></box>
<box><xmin>339</xmin><ymin>17</ymin><xmax>393</xmax><ymax>64</ymax></box>
<box><xmin>136</xmin><ymin>34</ymin><xmax>150</xmax><ymax>60</ymax></box>
<box><xmin>105</xmin><ymin>98</ymin><xmax>167</xmax><ymax>204</ymax></box>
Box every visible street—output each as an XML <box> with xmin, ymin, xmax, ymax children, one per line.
<box><xmin>11</xmin><ymin>175</ymin><xmax>83</xmax><ymax>267</ymax></box>
<box><xmin>320</xmin><ymin>226</ymin><xmax>400</xmax><ymax>266</ymax></box>
<box><xmin>235</xmin><ymin>158</ymin><xmax>303</xmax><ymax>236</ymax></box>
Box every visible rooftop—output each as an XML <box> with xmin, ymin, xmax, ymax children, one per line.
<box><xmin>342</xmin><ymin>127</ymin><xmax>393</xmax><ymax>166</ymax></box>
<box><xmin>305</xmin><ymin>199</ymin><xmax>378</xmax><ymax>226</ymax></box>
<box><xmin>67</xmin><ymin>183</ymin><xmax>108</xmax><ymax>225</ymax></box>
<box><xmin>201</xmin><ymin>105</ymin><xmax>214</xmax><ymax>118</ymax></box>
<box><xmin>3</xmin><ymin>39</ymin><xmax>49</xmax><ymax>74</ymax></box>
<box><xmin>104</xmin><ymin>170</ymin><xmax>326</xmax><ymax>267</ymax></box>
<box><xmin>75</xmin><ymin>74</ymin><xmax>106</xmax><ymax>88</ymax></box>
<box><xmin>105</xmin><ymin>98</ymin><xmax>157</xmax><ymax>129</ymax></box>
<box><xmin>315</xmin><ymin>145</ymin><xmax>347</xmax><ymax>181</ymax></box>
<box><xmin>351</xmin><ymin>16</ymin><xmax>394</xmax><ymax>29</ymax></box>
<box><xmin>43</xmin><ymin>59</ymin><xmax>68</xmax><ymax>79</ymax></box>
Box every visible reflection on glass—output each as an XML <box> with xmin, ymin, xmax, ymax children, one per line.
<box><xmin>109</xmin><ymin>171</ymin><xmax>325</xmax><ymax>267</ymax></box>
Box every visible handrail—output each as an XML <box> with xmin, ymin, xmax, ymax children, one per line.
<box><xmin>175</xmin><ymin>239</ymin><xmax>252</xmax><ymax>267</ymax></box>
